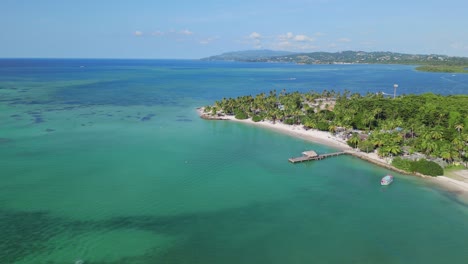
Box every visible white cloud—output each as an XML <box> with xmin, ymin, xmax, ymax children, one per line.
<box><xmin>277</xmin><ymin>41</ymin><xmax>293</xmax><ymax>49</ymax></box>
<box><xmin>278</xmin><ymin>32</ymin><xmax>294</xmax><ymax>41</ymax></box>
<box><xmin>151</xmin><ymin>31</ymin><xmax>164</xmax><ymax>36</ymax></box>
<box><xmin>273</xmin><ymin>32</ymin><xmax>316</xmax><ymax>51</ymax></box>
<box><xmin>244</xmin><ymin>32</ymin><xmax>263</xmax><ymax>49</ymax></box>
<box><xmin>450</xmin><ymin>41</ymin><xmax>468</xmax><ymax>50</ymax></box>
<box><xmin>249</xmin><ymin>32</ymin><xmax>262</xmax><ymax>39</ymax></box>
<box><xmin>338</xmin><ymin>38</ymin><xmax>352</xmax><ymax>43</ymax></box>
<box><xmin>297</xmin><ymin>44</ymin><xmax>319</xmax><ymax>50</ymax></box>
<box><xmin>294</xmin><ymin>34</ymin><xmax>314</xmax><ymax>42</ymax></box>
<box><xmin>278</xmin><ymin>32</ymin><xmax>314</xmax><ymax>42</ymax></box>
<box><xmin>244</xmin><ymin>31</ymin><xmax>318</xmax><ymax>51</ymax></box>
<box><xmin>141</xmin><ymin>29</ymin><xmax>194</xmax><ymax>38</ymax></box>
<box><xmin>180</xmin><ymin>29</ymin><xmax>193</xmax><ymax>35</ymax></box>
<box><xmin>199</xmin><ymin>36</ymin><xmax>219</xmax><ymax>45</ymax></box>
<box><xmin>253</xmin><ymin>41</ymin><xmax>262</xmax><ymax>49</ymax></box>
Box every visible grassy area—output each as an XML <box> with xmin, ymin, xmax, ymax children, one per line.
<box><xmin>444</xmin><ymin>165</ymin><xmax>468</xmax><ymax>180</ymax></box>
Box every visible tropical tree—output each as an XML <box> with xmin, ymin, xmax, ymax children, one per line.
<box><xmin>369</xmin><ymin>132</ymin><xmax>385</xmax><ymax>147</ymax></box>
<box><xmin>362</xmin><ymin>111</ymin><xmax>375</xmax><ymax>131</ymax></box>
<box><xmin>455</xmin><ymin>123</ymin><xmax>464</xmax><ymax>136</ymax></box>
<box><xmin>386</xmin><ymin>144</ymin><xmax>402</xmax><ymax>156</ymax></box>
<box><xmin>421</xmin><ymin>138</ymin><xmax>438</xmax><ymax>155</ymax></box>
<box><xmin>348</xmin><ymin>133</ymin><xmax>361</xmax><ymax>149</ymax></box>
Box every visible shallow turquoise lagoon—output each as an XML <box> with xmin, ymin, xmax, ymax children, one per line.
<box><xmin>1</xmin><ymin>59</ymin><xmax>467</xmax><ymax>263</ymax></box>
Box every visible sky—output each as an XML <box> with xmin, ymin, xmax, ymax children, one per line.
<box><xmin>1</xmin><ymin>0</ymin><xmax>468</xmax><ymax>59</ymax></box>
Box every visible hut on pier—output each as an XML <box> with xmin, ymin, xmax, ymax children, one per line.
<box><xmin>301</xmin><ymin>150</ymin><xmax>318</xmax><ymax>158</ymax></box>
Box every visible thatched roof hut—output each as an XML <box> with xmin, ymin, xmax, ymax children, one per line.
<box><xmin>302</xmin><ymin>150</ymin><xmax>318</xmax><ymax>157</ymax></box>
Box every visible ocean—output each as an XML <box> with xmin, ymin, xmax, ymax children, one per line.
<box><xmin>1</xmin><ymin>59</ymin><xmax>468</xmax><ymax>263</ymax></box>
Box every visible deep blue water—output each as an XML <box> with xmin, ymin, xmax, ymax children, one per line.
<box><xmin>1</xmin><ymin>59</ymin><xmax>467</xmax><ymax>105</ymax></box>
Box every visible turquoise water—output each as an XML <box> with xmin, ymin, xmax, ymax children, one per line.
<box><xmin>1</xmin><ymin>59</ymin><xmax>468</xmax><ymax>263</ymax></box>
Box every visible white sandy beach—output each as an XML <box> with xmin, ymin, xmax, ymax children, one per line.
<box><xmin>225</xmin><ymin>115</ymin><xmax>353</xmax><ymax>150</ymax></box>
<box><xmin>198</xmin><ymin>108</ymin><xmax>468</xmax><ymax>199</ymax></box>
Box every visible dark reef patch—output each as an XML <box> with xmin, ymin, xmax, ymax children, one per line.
<box><xmin>26</xmin><ymin>100</ymin><xmax>43</xmax><ymax>105</ymax></box>
<box><xmin>64</xmin><ymin>101</ymin><xmax>81</xmax><ymax>105</ymax></box>
<box><xmin>0</xmin><ymin>138</ymin><xmax>12</xmax><ymax>144</ymax></box>
<box><xmin>33</xmin><ymin>117</ymin><xmax>44</xmax><ymax>123</ymax></box>
<box><xmin>0</xmin><ymin>210</ymin><xmax>63</xmax><ymax>263</ymax></box>
<box><xmin>141</xmin><ymin>114</ymin><xmax>155</xmax><ymax>121</ymax></box>
<box><xmin>0</xmin><ymin>200</ymin><xmax>277</xmax><ymax>263</ymax></box>
<box><xmin>53</xmin><ymin>80</ymin><xmax>180</xmax><ymax>106</ymax></box>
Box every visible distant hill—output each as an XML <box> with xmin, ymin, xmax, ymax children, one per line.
<box><xmin>269</xmin><ymin>50</ymin><xmax>467</xmax><ymax>64</ymax></box>
<box><xmin>202</xmin><ymin>50</ymin><xmax>468</xmax><ymax>73</ymax></box>
<box><xmin>201</xmin><ymin>50</ymin><xmax>297</xmax><ymax>61</ymax></box>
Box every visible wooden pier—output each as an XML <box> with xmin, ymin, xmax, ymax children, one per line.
<box><xmin>288</xmin><ymin>150</ymin><xmax>347</xmax><ymax>163</ymax></box>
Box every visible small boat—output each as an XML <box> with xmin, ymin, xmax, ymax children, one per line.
<box><xmin>381</xmin><ymin>175</ymin><xmax>394</xmax><ymax>186</ymax></box>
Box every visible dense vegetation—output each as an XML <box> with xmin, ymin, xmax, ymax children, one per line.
<box><xmin>392</xmin><ymin>157</ymin><xmax>444</xmax><ymax>176</ymax></box>
<box><xmin>415</xmin><ymin>65</ymin><xmax>468</xmax><ymax>73</ymax></box>
<box><xmin>203</xmin><ymin>50</ymin><xmax>468</xmax><ymax>73</ymax></box>
<box><xmin>204</xmin><ymin>90</ymin><xmax>468</xmax><ymax>172</ymax></box>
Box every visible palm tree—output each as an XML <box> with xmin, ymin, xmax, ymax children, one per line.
<box><xmin>452</xmin><ymin>136</ymin><xmax>464</xmax><ymax>150</ymax></box>
<box><xmin>341</xmin><ymin>114</ymin><xmax>353</xmax><ymax>128</ymax></box>
<box><xmin>439</xmin><ymin>143</ymin><xmax>457</xmax><ymax>164</ymax></box>
<box><xmin>424</xmin><ymin>128</ymin><xmax>444</xmax><ymax>141</ymax></box>
<box><xmin>293</xmin><ymin>109</ymin><xmax>303</xmax><ymax>124</ymax></box>
<box><xmin>348</xmin><ymin>133</ymin><xmax>361</xmax><ymax>149</ymax></box>
<box><xmin>303</xmin><ymin>118</ymin><xmax>316</xmax><ymax>129</ymax></box>
<box><xmin>378</xmin><ymin>146</ymin><xmax>391</xmax><ymax>157</ymax></box>
<box><xmin>436</xmin><ymin>112</ymin><xmax>446</xmax><ymax>126</ymax></box>
<box><xmin>455</xmin><ymin>123</ymin><xmax>464</xmax><ymax>136</ymax></box>
<box><xmin>370</xmin><ymin>132</ymin><xmax>385</xmax><ymax>147</ymax></box>
<box><xmin>373</xmin><ymin>107</ymin><xmax>382</xmax><ymax>121</ymax></box>
<box><xmin>387</xmin><ymin>144</ymin><xmax>402</xmax><ymax>156</ymax></box>
<box><xmin>421</xmin><ymin>139</ymin><xmax>438</xmax><ymax>155</ymax></box>
<box><xmin>362</xmin><ymin>112</ymin><xmax>375</xmax><ymax>131</ymax></box>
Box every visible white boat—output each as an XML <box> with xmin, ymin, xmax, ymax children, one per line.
<box><xmin>381</xmin><ymin>175</ymin><xmax>394</xmax><ymax>186</ymax></box>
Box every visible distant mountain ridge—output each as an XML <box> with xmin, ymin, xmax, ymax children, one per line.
<box><xmin>202</xmin><ymin>50</ymin><xmax>468</xmax><ymax>70</ymax></box>
<box><xmin>201</xmin><ymin>50</ymin><xmax>297</xmax><ymax>61</ymax></box>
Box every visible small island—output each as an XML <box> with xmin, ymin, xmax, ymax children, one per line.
<box><xmin>199</xmin><ymin>89</ymin><xmax>468</xmax><ymax>191</ymax></box>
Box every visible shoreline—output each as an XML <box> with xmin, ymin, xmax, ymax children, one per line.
<box><xmin>197</xmin><ymin>108</ymin><xmax>468</xmax><ymax>201</ymax></box>
<box><xmin>198</xmin><ymin>108</ymin><xmax>352</xmax><ymax>151</ymax></box>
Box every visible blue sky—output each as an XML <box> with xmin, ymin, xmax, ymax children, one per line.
<box><xmin>1</xmin><ymin>0</ymin><xmax>468</xmax><ymax>58</ymax></box>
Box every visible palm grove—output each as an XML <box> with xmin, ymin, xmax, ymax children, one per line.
<box><xmin>204</xmin><ymin>90</ymin><xmax>468</xmax><ymax>174</ymax></box>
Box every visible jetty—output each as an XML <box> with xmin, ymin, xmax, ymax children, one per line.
<box><xmin>289</xmin><ymin>150</ymin><xmax>347</xmax><ymax>163</ymax></box>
